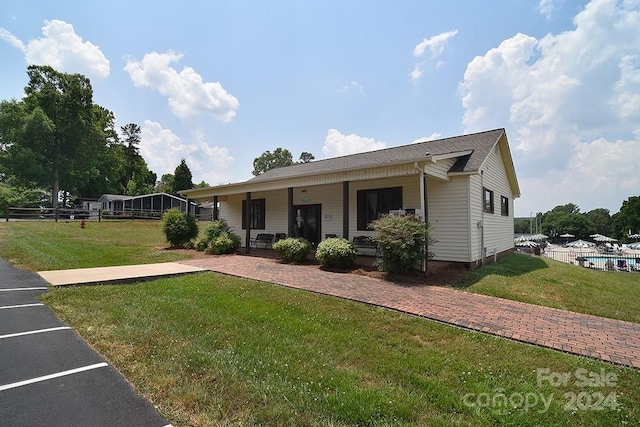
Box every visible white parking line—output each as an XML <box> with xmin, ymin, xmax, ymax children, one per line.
<box><xmin>0</xmin><ymin>287</ymin><xmax>47</xmax><ymax>292</ymax></box>
<box><xmin>0</xmin><ymin>303</ymin><xmax>45</xmax><ymax>310</ymax></box>
<box><xmin>0</xmin><ymin>362</ymin><xmax>109</xmax><ymax>391</ymax></box>
<box><xmin>0</xmin><ymin>326</ymin><xmax>71</xmax><ymax>340</ymax></box>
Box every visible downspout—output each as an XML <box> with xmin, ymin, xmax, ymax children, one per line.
<box><xmin>480</xmin><ymin>170</ymin><xmax>485</xmax><ymax>266</ymax></box>
<box><xmin>414</xmin><ymin>162</ymin><xmax>428</xmax><ymax>272</ymax></box>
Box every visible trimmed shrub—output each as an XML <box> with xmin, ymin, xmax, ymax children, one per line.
<box><xmin>198</xmin><ymin>219</ymin><xmax>241</xmax><ymax>254</ymax></box>
<box><xmin>162</xmin><ymin>208</ymin><xmax>199</xmax><ymax>248</ymax></box>
<box><xmin>315</xmin><ymin>238</ymin><xmax>357</xmax><ymax>269</ymax></box>
<box><xmin>272</xmin><ymin>237</ymin><xmax>311</xmax><ymax>263</ymax></box>
<box><xmin>370</xmin><ymin>214</ymin><xmax>435</xmax><ymax>274</ymax></box>
<box><xmin>206</xmin><ymin>231</ymin><xmax>242</xmax><ymax>255</ymax></box>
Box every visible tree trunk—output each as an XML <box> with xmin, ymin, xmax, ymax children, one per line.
<box><xmin>52</xmin><ymin>168</ymin><xmax>59</xmax><ymax>209</ymax></box>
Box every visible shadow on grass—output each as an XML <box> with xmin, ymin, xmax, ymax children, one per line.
<box><xmin>455</xmin><ymin>253</ymin><xmax>549</xmax><ymax>288</ymax></box>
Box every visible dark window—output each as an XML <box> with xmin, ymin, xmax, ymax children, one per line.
<box><xmin>357</xmin><ymin>187</ymin><xmax>402</xmax><ymax>230</ymax></box>
<box><xmin>483</xmin><ymin>187</ymin><xmax>494</xmax><ymax>214</ymax></box>
<box><xmin>242</xmin><ymin>198</ymin><xmax>266</xmax><ymax>229</ymax></box>
<box><xmin>501</xmin><ymin>196</ymin><xmax>509</xmax><ymax>216</ymax></box>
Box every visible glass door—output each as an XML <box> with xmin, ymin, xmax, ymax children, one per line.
<box><xmin>293</xmin><ymin>204</ymin><xmax>321</xmax><ymax>246</ymax></box>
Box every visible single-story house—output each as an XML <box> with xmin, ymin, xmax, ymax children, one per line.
<box><xmin>98</xmin><ymin>193</ymin><xmax>196</xmax><ymax>215</ymax></box>
<box><xmin>180</xmin><ymin>128</ymin><xmax>520</xmax><ymax>267</ymax></box>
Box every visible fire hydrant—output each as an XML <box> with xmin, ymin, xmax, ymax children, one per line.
<box><xmin>80</xmin><ymin>219</ymin><xmax>86</xmax><ymax>229</ymax></box>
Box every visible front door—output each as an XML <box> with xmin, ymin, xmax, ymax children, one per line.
<box><xmin>293</xmin><ymin>204</ymin><xmax>321</xmax><ymax>247</ymax></box>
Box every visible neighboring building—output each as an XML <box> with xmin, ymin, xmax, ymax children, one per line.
<box><xmin>180</xmin><ymin>128</ymin><xmax>520</xmax><ymax>266</ymax></box>
<box><xmin>98</xmin><ymin>193</ymin><xmax>196</xmax><ymax>215</ymax></box>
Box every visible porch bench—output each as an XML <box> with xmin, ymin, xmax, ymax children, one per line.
<box><xmin>352</xmin><ymin>235</ymin><xmax>380</xmax><ymax>256</ymax></box>
<box><xmin>250</xmin><ymin>233</ymin><xmax>274</xmax><ymax>249</ymax></box>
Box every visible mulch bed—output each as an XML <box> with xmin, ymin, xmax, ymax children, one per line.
<box><xmin>167</xmin><ymin>246</ymin><xmax>468</xmax><ymax>287</ymax></box>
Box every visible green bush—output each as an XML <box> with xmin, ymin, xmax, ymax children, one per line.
<box><xmin>315</xmin><ymin>238</ymin><xmax>357</xmax><ymax>269</ymax></box>
<box><xmin>272</xmin><ymin>237</ymin><xmax>311</xmax><ymax>263</ymax></box>
<box><xmin>161</xmin><ymin>208</ymin><xmax>199</xmax><ymax>248</ymax></box>
<box><xmin>197</xmin><ymin>219</ymin><xmax>241</xmax><ymax>254</ymax></box>
<box><xmin>206</xmin><ymin>231</ymin><xmax>241</xmax><ymax>255</ymax></box>
<box><xmin>370</xmin><ymin>214</ymin><xmax>435</xmax><ymax>274</ymax></box>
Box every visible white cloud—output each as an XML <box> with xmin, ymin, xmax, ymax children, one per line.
<box><xmin>458</xmin><ymin>0</ymin><xmax>640</xmax><ymax>215</ymax></box>
<box><xmin>410</xmin><ymin>30</ymin><xmax>458</xmax><ymax>82</ymax></box>
<box><xmin>412</xmin><ymin>132</ymin><xmax>442</xmax><ymax>144</ymax></box>
<box><xmin>409</xmin><ymin>64</ymin><xmax>424</xmax><ymax>83</ymax></box>
<box><xmin>0</xmin><ymin>20</ymin><xmax>110</xmax><ymax>80</ymax></box>
<box><xmin>322</xmin><ymin>129</ymin><xmax>386</xmax><ymax>158</ymax></box>
<box><xmin>124</xmin><ymin>51</ymin><xmax>239</xmax><ymax>122</ymax></box>
<box><xmin>337</xmin><ymin>81</ymin><xmax>364</xmax><ymax>95</ymax></box>
<box><xmin>140</xmin><ymin>120</ymin><xmax>234</xmax><ymax>186</ymax></box>
<box><xmin>0</xmin><ymin>28</ymin><xmax>25</xmax><ymax>50</ymax></box>
<box><xmin>413</xmin><ymin>30</ymin><xmax>459</xmax><ymax>58</ymax></box>
<box><xmin>538</xmin><ymin>0</ymin><xmax>558</xmax><ymax>20</ymax></box>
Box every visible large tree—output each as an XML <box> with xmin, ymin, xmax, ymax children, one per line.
<box><xmin>2</xmin><ymin>66</ymin><xmax>98</xmax><ymax>208</ymax></box>
<box><xmin>121</xmin><ymin>123</ymin><xmax>142</xmax><ymax>185</ymax></box>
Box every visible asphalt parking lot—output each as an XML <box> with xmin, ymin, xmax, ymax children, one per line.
<box><xmin>0</xmin><ymin>258</ymin><xmax>171</xmax><ymax>427</ymax></box>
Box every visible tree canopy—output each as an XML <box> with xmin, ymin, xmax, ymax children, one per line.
<box><xmin>172</xmin><ymin>158</ymin><xmax>193</xmax><ymax>194</ymax></box>
<box><xmin>252</xmin><ymin>148</ymin><xmax>315</xmax><ymax>176</ymax></box>
<box><xmin>0</xmin><ymin>65</ymin><xmax>157</xmax><ymax>205</ymax></box>
<box><xmin>531</xmin><ymin>198</ymin><xmax>640</xmax><ymax>242</ymax></box>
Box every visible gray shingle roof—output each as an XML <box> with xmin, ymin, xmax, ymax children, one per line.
<box><xmin>249</xmin><ymin>128</ymin><xmax>505</xmax><ymax>183</ymax></box>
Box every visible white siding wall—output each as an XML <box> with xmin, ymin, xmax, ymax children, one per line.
<box><xmin>214</xmin><ymin>158</ymin><xmax>517</xmax><ymax>263</ymax></box>
<box><xmin>472</xmin><ymin>144</ymin><xmax>516</xmax><ymax>262</ymax></box>
<box><xmin>292</xmin><ymin>183</ymin><xmax>343</xmax><ymax>238</ymax></box>
<box><xmin>220</xmin><ymin>190</ymin><xmax>288</xmax><ymax>244</ymax></box>
<box><xmin>427</xmin><ymin>176</ymin><xmax>472</xmax><ymax>262</ymax></box>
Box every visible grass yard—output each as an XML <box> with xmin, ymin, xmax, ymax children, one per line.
<box><xmin>42</xmin><ymin>273</ymin><xmax>640</xmax><ymax>426</ymax></box>
<box><xmin>2</xmin><ymin>221</ymin><xmax>640</xmax><ymax>425</ymax></box>
<box><xmin>0</xmin><ymin>220</ymin><xmax>198</xmax><ymax>270</ymax></box>
<box><xmin>459</xmin><ymin>253</ymin><xmax>640</xmax><ymax>324</ymax></box>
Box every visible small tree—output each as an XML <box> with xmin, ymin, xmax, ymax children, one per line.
<box><xmin>162</xmin><ymin>208</ymin><xmax>198</xmax><ymax>248</ymax></box>
<box><xmin>172</xmin><ymin>158</ymin><xmax>193</xmax><ymax>193</ymax></box>
<box><xmin>370</xmin><ymin>214</ymin><xmax>434</xmax><ymax>273</ymax></box>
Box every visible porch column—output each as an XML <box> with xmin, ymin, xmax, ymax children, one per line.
<box><xmin>245</xmin><ymin>192</ymin><xmax>251</xmax><ymax>253</ymax></box>
<box><xmin>287</xmin><ymin>187</ymin><xmax>294</xmax><ymax>237</ymax></box>
<box><xmin>342</xmin><ymin>181</ymin><xmax>349</xmax><ymax>240</ymax></box>
<box><xmin>213</xmin><ymin>196</ymin><xmax>219</xmax><ymax>221</ymax></box>
<box><xmin>185</xmin><ymin>196</ymin><xmax>189</xmax><ymax>216</ymax></box>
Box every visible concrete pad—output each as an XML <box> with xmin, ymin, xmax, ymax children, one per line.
<box><xmin>38</xmin><ymin>262</ymin><xmax>207</xmax><ymax>286</ymax></box>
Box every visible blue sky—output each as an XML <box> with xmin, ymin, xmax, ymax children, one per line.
<box><xmin>1</xmin><ymin>0</ymin><xmax>639</xmax><ymax>217</ymax></box>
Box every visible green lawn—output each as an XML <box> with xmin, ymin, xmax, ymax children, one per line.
<box><xmin>458</xmin><ymin>253</ymin><xmax>640</xmax><ymax>324</ymax></box>
<box><xmin>42</xmin><ymin>273</ymin><xmax>640</xmax><ymax>426</ymax></box>
<box><xmin>0</xmin><ymin>220</ymin><xmax>198</xmax><ymax>270</ymax></box>
<box><xmin>2</xmin><ymin>221</ymin><xmax>639</xmax><ymax>425</ymax></box>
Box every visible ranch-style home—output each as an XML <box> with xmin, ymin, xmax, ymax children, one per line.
<box><xmin>180</xmin><ymin>128</ymin><xmax>520</xmax><ymax>267</ymax></box>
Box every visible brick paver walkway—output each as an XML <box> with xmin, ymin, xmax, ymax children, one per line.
<box><xmin>181</xmin><ymin>255</ymin><xmax>640</xmax><ymax>369</ymax></box>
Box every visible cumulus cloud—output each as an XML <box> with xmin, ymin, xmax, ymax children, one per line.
<box><xmin>322</xmin><ymin>129</ymin><xmax>387</xmax><ymax>158</ymax></box>
<box><xmin>124</xmin><ymin>51</ymin><xmax>239</xmax><ymax>122</ymax></box>
<box><xmin>458</xmin><ymin>0</ymin><xmax>640</xmax><ymax>215</ymax></box>
<box><xmin>0</xmin><ymin>20</ymin><xmax>110</xmax><ymax>80</ymax></box>
<box><xmin>140</xmin><ymin>120</ymin><xmax>234</xmax><ymax>185</ymax></box>
<box><xmin>410</xmin><ymin>30</ymin><xmax>458</xmax><ymax>82</ymax></box>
